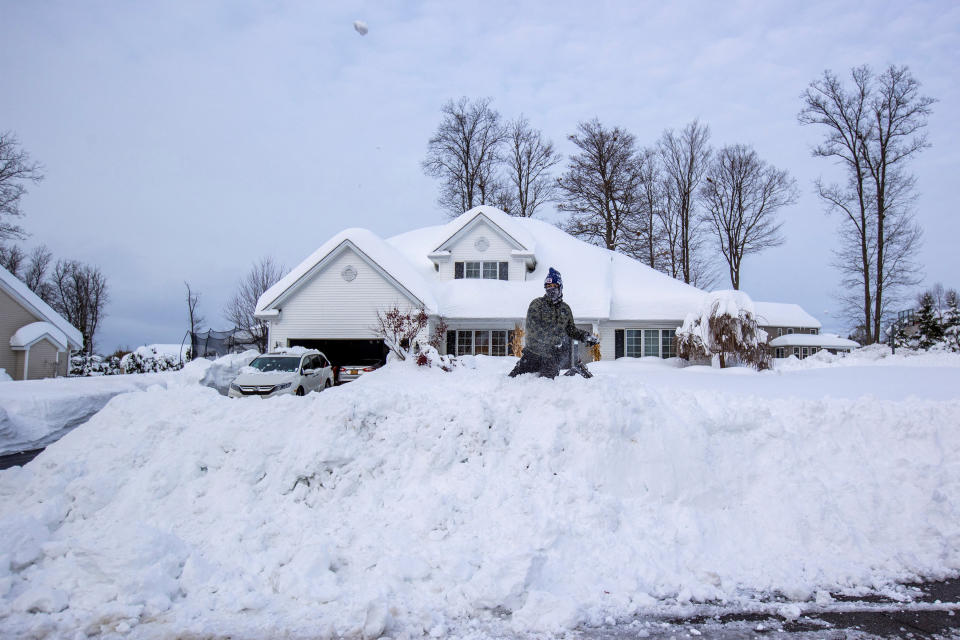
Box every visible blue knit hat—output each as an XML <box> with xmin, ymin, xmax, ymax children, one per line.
<box><xmin>544</xmin><ymin>267</ymin><xmax>562</xmax><ymax>289</ymax></box>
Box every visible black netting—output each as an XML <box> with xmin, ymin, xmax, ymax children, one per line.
<box><xmin>190</xmin><ymin>329</ymin><xmax>260</xmax><ymax>359</ymax></box>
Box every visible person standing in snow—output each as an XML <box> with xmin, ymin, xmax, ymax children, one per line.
<box><xmin>509</xmin><ymin>267</ymin><xmax>599</xmax><ymax>379</ymax></box>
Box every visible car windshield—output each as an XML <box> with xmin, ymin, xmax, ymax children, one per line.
<box><xmin>248</xmin><ymin>356</ymin><xmax>301</xmax><ymax>372</ymax></box>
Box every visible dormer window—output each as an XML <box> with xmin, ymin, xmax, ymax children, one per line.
<box><xmin>455</xmin><ymin>261</ymin><xmax>508</xmax><ymax>280</ymax></box>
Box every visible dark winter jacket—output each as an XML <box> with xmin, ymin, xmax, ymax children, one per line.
<box><xmin>523</xmin><ymin>295</ymin><xmax>590</xmax><ymax>357</ymax></box>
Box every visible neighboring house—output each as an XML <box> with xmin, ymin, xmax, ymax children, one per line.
<box><xmin>254</xmin><ymin>206</ymin><xmax>834</xmax><ymax>363</ymax></box>
<box><xmin>0</xmin><ymin>265</ymin><xmax>83</xmax><ymax>380</ymax></box>
<box><xmin>753</xmin><ymin>302</ymin><xmax>860</xmax><ymax>359</ymax></box>
<box><xmin>769</xmin><ymin>333</ymin><xmax>859</xmax><ymax>359</ymax></box>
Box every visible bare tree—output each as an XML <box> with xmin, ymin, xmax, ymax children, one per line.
<box><xmin>185</xmin><ymin>281</ymin><xmax>205</xmax><ymax>336</ymax></box>
<box><xmin>800</xmin><ymin>65</ymin><xmax>933</xmax><ymax>342</ymax></box>
<box><xmin>23</xmin><ymin>245</ymin><xmax>54</xmax><ymax>301</ymax></box>
<box><xmin>422</xmin><ymin>97</ymin><xmax>508</xmax><ymax>217</ymax></box>
<box><xmin>502</xmin><ymin>116</ymin><xmax>561</xmax><ymax>217</ymax></box>
<box><xmin>558</xmin><ymin>119</ymin><xmax>644</xmax><ymax>254</ymax></box>
<box><xmin>655</xmin><ymin>175</ymin><xmax>682</xmax><ymax>279</ymax></box>
<box><xmin>49</xmin><ymin>259</ymin><xmax>109</xmax><ymax>355</ymax></box>
<box><xmin>0</xmin><ymin>243</ymin><xmax>26</xmax><ymax>276</ymax></box>
<box><xmin>224</xmin><ymin>256</ymin><xmax>285</xmax><ymax>353</ymax></box>
<box><xmin>702</xmin><ymin>144</ymin><xmax>798</xmax><ymax>289</ymax></box>
<box><xmin>635</xmin><ymin>147</ymin><xmax>664</xmax><ymax>270</ymax></box>
<box><xmin>0</xmin><ymin>132</ymin><xmax>44</xmax><ymax>240</ymax></box>
<box><xmin>658</xmin><ymin>120</ymin><xmax>712</xmax><ymax>285</ymax></box>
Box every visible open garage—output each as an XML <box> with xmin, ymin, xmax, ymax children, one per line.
<box><xmin>287</xmin><ymin>338</ymin><xmax>387</xmax><ymax>368</ymax></box>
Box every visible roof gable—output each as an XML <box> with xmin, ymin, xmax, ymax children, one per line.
<box><xmin>0</xmin><ymin>266</ymin><xmax>83</xmax><ymax>349</ymax></box>
<box><xmin>432</xmin><ymin>206</ymin><xmax>535</xmax><ymax>254</ymax></box>
<box><xmin>10</xmin><ymin>321</ymin><xmax>69</xmax><ymax>351</ymax></box>
<box><xmin>256</xmin><ymin>229</ymin><xmax>438</xmax><ymax>315</ymax></box>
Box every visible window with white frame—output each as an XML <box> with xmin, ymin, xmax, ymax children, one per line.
<box><xmin>461</xmin><ymin>261</ymin><xmax>504</xmax><ymax>279</ymax></box>
<box><xmin>625</xmin><ymin>328</ymin><xmax>677</xmax><ymax>358</ymax></box>
<box><xmin>643</xmin><ymin>329</ymin><xmax>659</xmax><ymax>357</ymax></box>
<box><xmin>661</xmin><ymin>329</ymin><xmax>676</xmax><ymax>358</ymax></box>
<box><xmin>775</xmin><ymin>347</ymin><xmax>785</xmax><ymax>358</ymax></box>
<box><xmin>455</xmin><ymin>330</ymin><xmax>508</xmax><ymax>356</ymax></box>
<box><xmin>777</xmin><ymin>327</ymin><xmax>783</xmax><ymax>337</ymax></box>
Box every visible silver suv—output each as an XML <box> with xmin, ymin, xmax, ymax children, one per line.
<box><xmin>228</xmin><ymin>350</ymin><xmax>334</xmax><ymax>398</ymax></box>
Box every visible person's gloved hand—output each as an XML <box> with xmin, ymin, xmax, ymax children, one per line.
<box><xmin>582</xmin><ymin>334</ymin><xmax>599</xmax><ymax>346</ymax></box>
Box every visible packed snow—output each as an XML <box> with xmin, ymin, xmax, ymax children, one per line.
<box><xmin>0</xmin><ymin>351</ymin><xmax>258</xmax><ymax>455</ymax></box>
<box><xmin>1</xmin><ymin>349</ymin><xmax>958</xmax><ymax>638</ymax></box>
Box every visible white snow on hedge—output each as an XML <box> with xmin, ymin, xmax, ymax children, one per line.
<box><xmin>1</xmin><ymin>353</ymin><xmax>958</xmax><ymax>637</ymax></box>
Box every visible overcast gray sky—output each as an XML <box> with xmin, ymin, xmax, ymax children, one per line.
<box><xmin>2</xmin><ymin>0</ymin><xmax>958</xmax><ymax>351</ymax></box>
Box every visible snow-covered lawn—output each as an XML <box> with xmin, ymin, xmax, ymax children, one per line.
<box><xmin>1</xmin><ymin>349</ymin><xmax>959</xmax><ymax>638</ymax></box>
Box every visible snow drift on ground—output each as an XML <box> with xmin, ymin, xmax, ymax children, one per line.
<box><xmin>0</xmin><ymin>351</ymin><xmax>258</xmax><ymax>455</ymax></box>
<box><xmin>1</xmin><ymin>352</ymin><xmax>959</xmax><ymax>638</ymax></box>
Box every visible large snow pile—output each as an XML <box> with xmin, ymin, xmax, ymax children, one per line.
<box><xmin>0</xmin><ymin>352</ymin><xmax>258</xmax><ymax>455</ymax></box>
<box><xmin>1</xmin><ymin>356</ymin><xmax>958</xmax><ymax>638</ymax></box>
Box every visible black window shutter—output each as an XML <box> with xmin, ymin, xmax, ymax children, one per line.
<box><xmin>498</xmin><ymin>262</ymin><xmax>508</xmax><ymax>280</ymax></box>
<box><xmin>615</xmin><ymin>330</ymin><xmax>624</xmax><ymax>359</ymax></box>
<box><xmin>446</xmin><ymin>330</ymin><xmax>456</xmax><ymax>355</ymax></box>
<box><xmin>507</xmin><ymin>330</ymin><xmax>515</xmax><ymax>355</ymax></box>
<box><xmin>454</xmin><ymin>262</ymin><xmax>464</xmax><ymax>279</ymax></box>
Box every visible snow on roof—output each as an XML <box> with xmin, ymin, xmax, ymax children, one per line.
<box><xmin>256</xmin><ymin>228</ymin><xmax>439</xmax><ymax>314</ymax></box>
<box><xmin>10</xmin><ymin>321</ymin><xmax>69</xmax><ymax>351</ymax></box>
<box><xmin>770</xmin><ymin>333</ymin><xmax>859</xmax><ymax>348</ymax></box>
<box><xmin>0</xmin><ymin>266</ymin><xmax>83</xmax><ymax>349</ymax></box>
<box><xmin>754</xmin><ymin>301</ymin><xmax>821</xmax><ymax>329</ymax></box>
<box><xmin>430</xmin><ymin>205</ymin><xmax>536</xmax><ymax>253</ymax></box>
<box><xmin>389</xmin><ymin>213</ymin><xmax>705</xmax><ymax>321</ymax></box>
<box><xmin>263</xmin><ymin>207</ymin><xmax>820</xmax><ymax>326</ymax></box>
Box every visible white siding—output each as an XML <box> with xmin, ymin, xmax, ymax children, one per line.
<box><xmin>598</xmin><ymin>321</ymin><xmax>683</xmax><ymax>361</ymax></box>
<box><xmin>267</xmin><ymin>247</ymin><xmax>421</xmax><ymax>348</ymax></box>
<box><xmin>437</xmin><ymin>220</ymin><xmax>527</xmax><ymax>282</ymax></box>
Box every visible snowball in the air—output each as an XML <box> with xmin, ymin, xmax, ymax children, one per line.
<box><xmin>354</xmin><ymin>21</ymin><xmax>368</xmax><ymax>35</ymax></box>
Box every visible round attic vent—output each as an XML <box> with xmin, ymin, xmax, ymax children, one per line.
<box><xmin>341</xmin><ymin>265</ymin><xmax>357</xmax><ymax>282</ymax></box>
<box><xmin>474</xmin><ymin>237</ymin><xmax>490</xmax><ymax>252</ymax></box>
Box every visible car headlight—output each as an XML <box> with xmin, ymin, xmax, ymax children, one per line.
<box><xmin>229</xmin><ymin>383</ymin><xmax>241</xmax><ymax>392</ymax></box>
<box><xmin>275</xmin><ymin>382</ymin><xmax>292</xmax><ymax>391</ymax></box>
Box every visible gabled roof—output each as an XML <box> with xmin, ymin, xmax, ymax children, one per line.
<box><xmin>0</xmin><ymin>265</ymin><xmax>83</xmax><ymax>349</ymax></box>
<box><xmin>10</xmin><ymin>321</ymin><xmax>69</xmax><ymax>351</ymax></box>
<box><xmin>431</xmin><ymin>206</ymin><xmax>536</xmax><ymax>254</ymax></box>
<box><xmin>388</xmin><ymin>211</ymin><xmax>707</xmax><ymax>321</ymax></box>
<box><xmin>255</xmin><ymin>228</ymin><xmax>439</xmax><ymax>315</ymax></box>
<box><xmin>754</xmin><ymin>302</ymin><xmax>822</xmax><ymax>329</ymax></box>
<box><xmin>260</xmin><ymin>207</ymin><xmax>823</xmax><ymax>327</ymax></box>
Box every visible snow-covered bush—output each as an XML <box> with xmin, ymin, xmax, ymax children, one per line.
<box><xmin>0</xmin><ymin>368</ymin><xmax>12</xmax><ymax>382</ymax></box>
<box><xmin>120</xmin><ymin>345</ymin><xmax>183</xmax><ymax>374</ymax></box>
<box><xmin>677</xmin><ymin>290</ymin><xmax>770</xmax><ymax>369</ymax></box>
<box><xmin>376</xmin><ymin>305</ymin><xmax>450</xmax><ymax>367</ymax></box>
<box><xmin>375</xmin><ymin>305</ymin><xmax>429</xmax><ymax>361</ymax></box>
<box><xmin>70</xmin><ymin>354</ymin><xmax>123</xmax><ymax>376</ymax></box>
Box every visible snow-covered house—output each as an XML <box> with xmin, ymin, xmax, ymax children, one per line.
<box><xmin>0</xmin><ymin>265</ymin><xmax>83</xmax><ymax>380</ymax></box>
<box><xmin>254</xmin><ymin>206</ymin><xmax>831</xmax><ymax>363</ymax></box>
<box><xmin>769</xmin><ymin>333</ymin><xmax>859</xmax><ymax>359</ymax></box>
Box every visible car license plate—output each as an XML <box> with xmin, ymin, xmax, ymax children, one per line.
<box><xmin>349</xmin><ymin>369</ymin><xmax>358</xmax><ymax>375</ymax></box>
